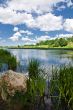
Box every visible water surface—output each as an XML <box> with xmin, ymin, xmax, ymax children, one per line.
<box><xmin>1</xmin><ymin>49</ymin><xmax>73</xmax><ymax>74</ymax></box>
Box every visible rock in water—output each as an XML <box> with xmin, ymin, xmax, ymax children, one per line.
<box><xmin>0</xmin><ymin>70</ymin><xmax>28</xmax><ymax>100</ymax></box>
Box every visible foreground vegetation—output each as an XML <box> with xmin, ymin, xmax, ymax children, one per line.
<box><xmin>0</xmin><ymin>49</ymin><xmax>17</xmax><ymax>70</ymax></box>
<box><xmin>0</xmin><ymin>49</ymin><xmax>73</xmax><ymax>110</ymax></box>
<box><xmin>0</xmin><ymin>59</ymin><xmax>46</xmax><ymax>110</ymax></box>
<box><xmin>50</xmin><ymin>65</ymin><xmax>73</xmax><ymax>110</ymax></box>
<box><xmin>0</xmin><ymin>59</ymin><xmax>73</xmax><ymax>110</ymax></box>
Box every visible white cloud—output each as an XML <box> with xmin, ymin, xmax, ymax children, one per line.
<box><xmin>36</xmin><ymin>35</ymin><xmax>50</xmax><ymax>42</ymax></box>
<box><xmin>8</xmin><ymin>0</ymin><xmax>64</xmax><ymax>14</ymax></box>
<box><xmin>21</xmin><ymin>35</ymin><xmax>50</xmax><ymax>44</ymax></box>
<box><xmin>0</xmin><ymin>1</ymin><xmax>67</xmax><ymax>32</ymax></box>
<box><xmin>0</xmin><ymin>0</ymin><xmax>72</xmax><ymax>30</ymax></box>
<box><xmin>9</xmin><ymin>36</ymin><xmax>19</xmax><ymax>41</ymax></box>
<box><xmin>13</xmin><ymin>27</ymin><xmax>19</xmax><ymax>31</ymax></box>
<box><xmin>64</xmin><ymin>19</ymin><xmax>73</xmax><ymax>33</ymax></box>
<box><xmin>20</xmin><ymin>30</ymin><xmax>33</xmax><ymax>35</ymax></box>
<box><xmin>55</xmin><ymin>34</ymin><xmax>73</xmax><ymax>38</ymax></box>
<box><xmin>26</xmin><ymin>13</ymin><xmax>63</xmax><ymax>31</ymax></box>
<box><xmin>67</xmin><ymin>0</ymin><xmax>73</xmax><ymax>7</ymax></box>
<box><xmin>21</xmin><ymin>37</ymin><xmax>36</xmax><ymax>44</ymax></box>
<box><xmin>0</xmin><ymin>10</ymin><xmax>62</xmax><ymax>31</ymax></box>
<box><xmin>57</xmin><ymin>5</ymin><xmax>66</xmax><ymax>11</ymax></box>
<box><xmin>14</xmin><ymin>32</ymin><xmax>21</xmax><ymax>36</ymax></box>
<box><xmin>9</xmin><ymin>32</ymin><xmax>21</xmax><ymax>41</ymax></box>
<box><xmin>22</xmin><ymin>37</ymin><xmax>32</xmax><ymax>42</ymax></box>
<box><xmin>0</xmin><ymin>7</ymin><xmax>33</xmax><ymax>25</ymax></box>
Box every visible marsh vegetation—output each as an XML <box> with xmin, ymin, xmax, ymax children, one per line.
<box><xmin>0</xmin><ymin>49</ymin><xmax>73</xmax><ymax>110</ymax></box>
<box><xmin>0</xmin><ymin>49</ymin><xmax>17</xmax><ymax>71</ymax></box>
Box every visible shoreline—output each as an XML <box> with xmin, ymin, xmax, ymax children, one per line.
<box><xmin>8</xmin><ymin>47</ymin><xmax>73</xmax><ymax>50</ymax></box>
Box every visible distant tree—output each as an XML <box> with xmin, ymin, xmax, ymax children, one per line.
<box><xmin>58</xmin><ymin>38</ymin><xmax>68</xmax><ymax>47</ymax></box>
<box><xmin>18</xmin><ymin>45</ymin><xmax>20</xmax><ymax>48</ymax></box>
<box><xmin>67</xmin><ymin>36</ymin><xmax>73</xmax><ymax>42</ymax></box>
<box><xmin>53</xmin><ymin>41</ymin><xmax>59</xmax><ymax>47</ymax></box>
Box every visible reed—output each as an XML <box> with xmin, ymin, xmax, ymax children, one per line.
<box><xmin>50</xmin><ymin>65</ymin><xmax>73</xmax><ymax>110</ymax></box>
<box><xmin>0</xmin><ymin>49</ymin><xmax>17</xmax><ymax>70</ymax></box>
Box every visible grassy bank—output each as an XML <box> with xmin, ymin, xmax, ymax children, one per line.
<box><xmin>8</xmin><ymin>46</ymin><xmax>73</xmax><ymax>50</ymax></box>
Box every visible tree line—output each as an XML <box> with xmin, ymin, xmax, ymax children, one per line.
<box><xmin>36</xmin><ymin>36</ymin><xmax>73</xmax><ymax>47</ymax></box>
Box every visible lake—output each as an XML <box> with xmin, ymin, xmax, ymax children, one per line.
<box><xmin>1</xmin><ymin>49</ymin><xmax>73</xmax><ymax>74</ymax></box>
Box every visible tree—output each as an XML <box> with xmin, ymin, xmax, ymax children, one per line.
<box><xmin>58</xmin><ymin>38</ymin><xmax>68</xmax><ymax>47</ymax></box>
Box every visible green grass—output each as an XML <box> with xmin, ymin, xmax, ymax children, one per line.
<box><xmin>0</xmin><ymin>59</ymin><xmax>46</xmax><ymax>110</ymax></box>
<box><xmin>0</xmin><ymin>58</ymin><xmax>73</xmax><ymax>110</ymax></box>
<box><xmin>0</xmin><ymin>49</ymin><xmax>17</xmax><ymax>70</ymax></box>
<box><xmin>50</xmin><ymin>65</ymin><xmax>73</xmax><ymax>110</ymax></box>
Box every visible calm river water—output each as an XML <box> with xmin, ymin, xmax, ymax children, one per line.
<box><xmin>1</xmin><ymin>49</ymin><xmax>73</xmax><ymax>74</ymax></box>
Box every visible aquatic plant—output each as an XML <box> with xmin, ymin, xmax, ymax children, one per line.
<box><xmin>0</xmin><ymin>59</ymin><xmax>46</xmax><ymax>110</ymax></box>
<box><xmin>26</xmin><ymin>59</ymin><xmax>46</xmax><ymax>109</ymax></box>
<box><xmin>28</xmin><ymin>59</ymin><xmax>40</xmax><ymax>78</ymax></box>
<box><xmin>50</xmin><ymin>65</ymin><xmax>73</xmax><ymax>110</ymax></box>
<box><xmin>0</xmin><ymin>49</ymin><xmax>17</xmax><ymax>70</ymax></box>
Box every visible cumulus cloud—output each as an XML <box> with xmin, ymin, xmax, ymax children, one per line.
<box><xmin>26</xmin><ymin>13</ymin><xmax>63</xmax><ymax>31</ymax></box>
<box><xmin>7</xmin><ymin>0</ymin><xmax>65</xmax><ymax>14</ymax></box>
<box><xmin>9</xmin><ymin>32</ymin><xmax>21</xmax><ymax>41</ymax></box>
<box><xmin>0</xmin><ymin>0</ymin><xmax>67</xmax><ymax>26</ymax></box>
<box><xmin>21</xmin><ymin>35</ymin><xmax>50</xmax><ymax>44</ymax></box>
<box><xmin>21</xmin><ymin>37</ymin><xmax>36</xmax><ymax>44</ymax></box>
<box><xmin>0</xmin><ymin>7</ymin><xmax>63</xmax><ymax>32</ymax></box>
<box><xmin>55</xmin><ymin>34</ymin><xmax>73</xmax><ymax>39</ymax></box>
<box><xmin>9</xmin><ymin>29</ymin><xmax>33</xmax><ymax>42</ymax></box>
<box><xmin>36</xmin><ymin>36</ymin><xmax>50</xmax><ymax>42</ymax></box>
<box><xmin>0</xmin><ymin>7</ymin><xmax>33</xmax><ymax>25</ymax></box>
<box><xmin>64</xmin><ymin>19</ymin><xmax>73</xmax><ymax>33</ymax></box>
<box><xmin>13</xmin><ymin>27</ymin><xmax>19</xmax><ymax>31</ymax></box>
<box><xmin>67</xmin><ymin>0</ymin><xmax>73</xmax><ymax>7</ymax></box>
<box><xmin>0</xmin><ymin>0</ymin><xmax>70</xmax><ymax>32</ymax></box>
<box><xmin>9</xmin><ymin>36</ymin><xmax>19</xmax><ymax>41</ymax></box>
<box><xmin>20</xmin><ymin>30</ymin><xmax>33</xmax><ymax>35</ymax></box>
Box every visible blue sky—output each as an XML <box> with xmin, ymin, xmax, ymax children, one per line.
<box><xmin>0</xmin><ymin>0</ymin><xmax>73</xmax><ymax>46</ymax></box>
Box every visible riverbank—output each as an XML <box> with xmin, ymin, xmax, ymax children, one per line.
<box><xmin>8</xmin><ymin>47</ymin><xmax>73</xmax><ymax>50</ymax></box>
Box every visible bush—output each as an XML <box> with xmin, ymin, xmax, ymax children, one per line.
<box><xmin>58</xmin><ymin>38</ymin><xmax>68</xmax><ymax>47</ymax></box>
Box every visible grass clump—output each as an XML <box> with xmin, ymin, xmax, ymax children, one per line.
<box><xmin>0</xmin><ymin>49</ymin><xmax>17</xmax><ymax>70</ymax></box>
<box><xmin>50</xmin><ymin>65</ymin><xmax>73</xmax><ymax>110</ymax></box>
<box><xmin>26</xmin><ymin>59</ymin><xmax>46</xmax><ymax>109</ymax></box>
